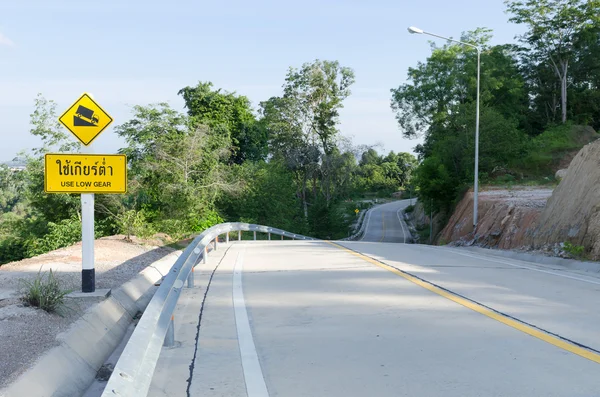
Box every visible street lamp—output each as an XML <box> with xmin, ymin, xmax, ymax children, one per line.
<box><xmin>408</xmin><ymin>26</ymin><xmax>481</xmax><ymax>229</ymax></box>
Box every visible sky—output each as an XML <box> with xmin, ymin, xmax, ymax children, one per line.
<box><xmin>0</xmin><ymin>0</ymin><xmax>525</xmax><ymax>162</ymax></box>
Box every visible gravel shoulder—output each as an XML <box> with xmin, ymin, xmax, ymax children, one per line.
<box><xmin>0</xmin><ymin>235</ymin><xmax>178</xmax><ymax>388</ymax></box>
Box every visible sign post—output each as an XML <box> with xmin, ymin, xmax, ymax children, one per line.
<box><xmin>81</xmin><ymin>188</ymin><xmax>95</xmax><ymax>292</ymax></box>
<box><xmin>48</xmin><ymin>93</ymin><xmax>121</xmax><ymax>293</ymax></box>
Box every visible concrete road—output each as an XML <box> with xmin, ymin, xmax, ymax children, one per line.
<box><xmin>360</xmin><ymin>199</ymin><xmax>414</xmax><ymax>243</ymax></box>
<box><xmin>148</xmin><ymin>238</ymin><xmax>600</xmax><ymax>397</ymax></box>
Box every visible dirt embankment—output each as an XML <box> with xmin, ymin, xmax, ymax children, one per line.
<box><xmin>439</xmin><ymin>188</ymin><xmax>552</xmax><ymax>249</ymax></box>
<box><xmin>529</xmin><ymin>139</ymin><xmax>600</xmax><ymax>258</ymax></box>
<box><xmin>441</xmin><ymin>138</ymin><xmax>600</xmax><ymax>259</ymax></box>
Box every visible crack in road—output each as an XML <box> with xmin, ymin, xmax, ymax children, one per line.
<box><xmin>185</xmin><ymin>245</ymin><xmax>233</xmax><ymax>396</ymax></box>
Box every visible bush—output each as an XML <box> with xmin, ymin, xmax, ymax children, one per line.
<box><xmin>27</xmin><ymin>217</ymin><xmax>82</xmax><ymax>256</ymax></box>
<box><xmin>0</xmin><ymin>236</ymin><xmax>27</xmax><ymax>265</ymax></box>
<box><xmin>156</xmin><ymin>218</ymin><xmax>188</xmax><ymax>241</ymax></box>
<box><xmin>20</xmin><ymin>269</ymin><xmax>71</xmax><ymax>314</ymax></box>
<box><xmin>116</xmin><ymin>210</ymin><xmax>156</xmax><ymax>240</ymax></box>
<box><xmin>404</xmin><ymin>205</ymin><xmax>415</xmax><ymax>213</ymax></box>
<box><xmin>563</xmin><ymin>241</ymin><xmax>585</xmax><ymax>259</ymax></box>
<box><xmin>512</xmin><ymin>123</ymin><xmax>594</xmax><ymax>176</ymax></box>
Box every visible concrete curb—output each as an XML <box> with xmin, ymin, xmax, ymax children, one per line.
<box><xmin>456</xmin><ymin>246</ymin><xmax>600</xmax><ymax>274</ymax></box>
<box><xmin>0</xmin><ymin>250</ymin><xmax>181</xmax><ymax>397</ymax></box>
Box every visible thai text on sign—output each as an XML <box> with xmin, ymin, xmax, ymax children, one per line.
<box><xmin>44</xmin><ymin>154</ymin><xmax>127</xmax><ymax>194</ymax></box>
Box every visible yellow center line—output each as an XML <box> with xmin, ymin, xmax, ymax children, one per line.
<box><xmin>379</xmin><ymin>211</ymin><xmax>385</xmax><ymax>242</ymax></box>
<box><xmin>326</xmin><ymin>241</ymin><xmax>600</xmax><ymax>365</ymax></box>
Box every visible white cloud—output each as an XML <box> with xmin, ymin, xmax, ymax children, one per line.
<box><xmin>0</xmin><ymin>33</ymin><xmax>15</xmax><ymax>47</ymax></box>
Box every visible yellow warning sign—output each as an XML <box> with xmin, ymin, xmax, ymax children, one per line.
<box><xmin>355</xmin><ymin>208</ymin><xmax>359</xmax><ymax>214</ymax></box>
<box><xmin>44</xmin><ymin>154</ymin><xmax>127</xmax><ymax>194</ymax></box>
<box><xmin>58</xmin><ymin>93</ymin><xmax>113</xmax><ymax>146</ymax></box>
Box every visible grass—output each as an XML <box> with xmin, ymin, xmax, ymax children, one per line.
<box><xmin>20</xmin><ymin>269</ymin><xmax>71</xmax><ymax>314</ymax></box>
<box><xmin>510</xmin><ymin>123</ymin><xmax>599</xmax><ymax>179</ymax></box>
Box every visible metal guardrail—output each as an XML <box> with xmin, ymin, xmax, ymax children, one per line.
<box><xmin>101</xmin><ymin>222</ymin><xmax>315</xmax><ymax>397</ymax></box>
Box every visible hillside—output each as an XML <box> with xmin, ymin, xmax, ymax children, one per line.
<box><xmin>439</xmin><ymin>126</ymin><xmax>600</xmax><ymax>259</ymax></box>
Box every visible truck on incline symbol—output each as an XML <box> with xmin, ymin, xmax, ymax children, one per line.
<box><xmin>74</xmin><ymin>105</ymin><xmax>100</xmax><ymax>127</ymax></box>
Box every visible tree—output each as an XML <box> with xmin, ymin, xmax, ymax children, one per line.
<box><xmin>259</xmin><ymin>96</ymin><xmax>320</xmax><ymax>218</ymax></box>
<box><xmin>569</xmin><ymin>24</ymin><xmax>600</xmax><ymax>129</ymax></box>
<box><xmin>26</xmin><ymin>95</ymin><xmax>81</xmax><ymax>224</ymax></box>
<box><xmin>178</xmin><ymin>82</ymin><xmax>268</xmax><ymax>163</ymax></box>
<box><xmin>220</xmin><ymin>161</ymin><xmax>306</xmax><ymax>233</ymax></box>
<box><xmin>29</xmin><ymin>94</ymin><xmax>81</xmax><ymax>154</ymax></box>
<box><xmin>282</xmin><ymin>60</ymin><xmax>355</xmax><ymax>155</ymax></box>
<box><xmin>506</xmin><ymin>0</ymin><xmax>600</xmax><ymax>123</ymax></box>
<box><xmin>390</xmin><ymin>30</ymin><xmax>533</xmax><ymax>212</ymax></box>
<box><xmin>281</xmin><ymin>59</ymin><xmax>356</xmax><ymax>206</ymax></box>
<box><xmin>391</xmin><ymin>29</ymin><xmax>528</xmax><ymax>139</ymax></box>
<box><xmin>115</xmin><ymin>104</ymin><xmax>237</xmax><ymax>232</ymax></box>
<box><xmin>359</xmin><ymin>148</ymin><xmax>381</xmax><ymax>166</ymax></box>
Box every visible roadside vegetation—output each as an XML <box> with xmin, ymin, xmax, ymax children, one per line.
<box><xmin>20</xmin><ymin>269</ymin><xmax>71</xmax><ymax>314</ymax></box>
<box><xmin>0</xmin><ymin>61</ymin><xmax>417</xmax><ymax>265</ymax></box>
<box><xmin>391</xmin><ymin>0</ymin><xmax>600</xmax><ymax>221</ymax></box>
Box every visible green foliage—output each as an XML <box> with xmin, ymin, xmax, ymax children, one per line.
<box><xmin>283</xmin><ymin>60</ymin><xmax>355</xmax><ymax>155</ymax></box>
<box><xmin>0</xmin><ymin>235</ymin><xmax>28</xmax><ymax>265</ymax></box>
<box><xmin>29</xmin><ymin>94</ymin><xmax>80</xmax><ymax>154</ymax></box>
<box><xmin>393</xmin><ymin>13</ymin><xmax>600</xmax><ymax>219</ymax></box>
<box><xmin>27</xmin><ymin>217</ymin><xmax>82</xmax><ymax>256</ymax></box>
<box><xmin>115</xmin><ymin>210</ymin><xmax>155</xmax><ymax>240</ymax></box>
<box><xmin>512</xmin><ymin>123</ymin><xmax>598</xmax><ymax>175</ymax></box>
<box><xmin>308</xmin><ymin>199</ymin><xmax>352</xmax><ymax>240</ymax></box>
<box><xmin>505</xmin><ymin>0</ymin><xmax>600</xmax><ymax>124</ymax></box>
<box><xmin>220</xmin><ymin>161</ymin><xmax>305</xmax><ymax>232</ymax></box>
<box><xmin>20</xmin><ymin>269</ymin><xmax>70</xmax><ymax>314</ymax></box>
<box><xmin>404</xmin><ymin>205</ymin><xmax>415</xmax><ymax>214</ymax></box>
<box><xmin>178</xmin><ymin>82</ymin><xmax>268</xmax><ymax>163</ymax></box>
<box><xmin>115</xmin><ymin>104</ymin><xmax>239</xmax><ymax>238</ymax></box>
<box><xmin>187</xmin><ymin>210</ymin><xmax>224</xmax><ymax>233</ymax></box>
<box><xmin>563</xmin><ymin>241</ymin><xmax>585</xmax><ymax>259</ymax></box>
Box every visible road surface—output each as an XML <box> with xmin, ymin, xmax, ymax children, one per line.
<box><xmin>147</xmin><ymin>202</ymin><xmax>600</xmax><ymax>397</ymax></box>
<box><xmin>360</xmin><ymin>199</ymin><xmax>413</xmax><ymax>243</ymax></box>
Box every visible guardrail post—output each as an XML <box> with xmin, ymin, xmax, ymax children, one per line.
<box><xmin>253</xmin><ymin>231</ymin><xmax>257</xmax><ymax>240</ymax></box>
<box><xmin>281</xmin><ymin>234</ymin><xmax>284</xmax><ymax>240</ymax></box>
<box><xmin>187</xmin><ymin>267</ymin><xmax>194</xmax><ymax>288</ymax></box>
<box><xmin>164</xmin><ymin>316</ymin><xmax>175</xmax><ymax>348</ymax></box>
<box><xmin>203</xmin><ymin>246</ymin><xmax>207</xmax><ymax>264</ymax></box>
<box><xmin>226</xmin><ymin>232</ymin><xmax>229</xmax><ymax>243</ymax></box>
<box><xmin>238</xmin><ymin>230</ymin><xmax>241</xmax><ymax>241</ymax></box>
<box><xmin>214</xmin><ymin>237</ymin><xmax>218</xmax><ymax>250</ymax></box>
<box><xmin>268</xmin><ymin>233</ymin><xmax>271</xmax><ymax>240</ymax></box>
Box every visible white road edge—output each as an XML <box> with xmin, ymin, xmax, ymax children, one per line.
<box><xmin>396</xmin><ymin>209</ymin><xmax>408</xmax><ymax>244</ymax></box>
<box><xmin>233</xmin><ymin>250</ymin><xmax>270</xmax><ymax>397</ymax></box>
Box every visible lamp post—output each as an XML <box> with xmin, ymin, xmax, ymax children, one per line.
<box><xmin>408</xmin><ymin>26</ymin><xmax>481</xmax><ymax>229</ymax></box>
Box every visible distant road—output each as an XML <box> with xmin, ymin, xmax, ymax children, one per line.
<box><xmin>360</xmin><ymin>199</ymin><xmax>414</xmax><ymax>243</ymax></box>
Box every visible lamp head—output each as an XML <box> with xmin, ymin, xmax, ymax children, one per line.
<box><xmin>408</xmin><ymin>26</ymin><xmax>424</xmax><ymax>34</ymax></box>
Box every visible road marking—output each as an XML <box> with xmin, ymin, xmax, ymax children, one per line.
<box><xmin>425</xmin><ymin>246</ymin><xmax>600</xmax><ymax>286</ymax></box>
<box><xmin>233</xmin><ymin>250</ymin><xmax>270</xmax><ymax>397</ymax></box>
<box><xmin>396</xmin><ymin>209</ymin><xmax>407</xmax><ymax>244</ymax></box>
<box><xmin>327</xmin><ymin>241</ymin><xmax>600</xmax><ymax>365</ymax></box>
<box><xmin>379</xmin><ymin>211</ymin><xmax>386</xmax><ymax>242</ymax></box>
